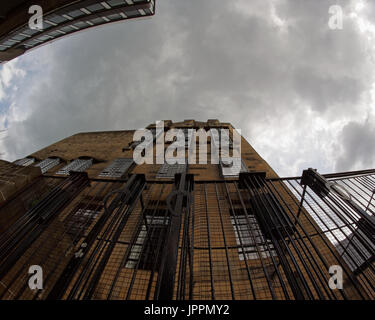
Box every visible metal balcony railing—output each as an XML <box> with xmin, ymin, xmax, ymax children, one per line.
<box><xmin>0</xmin><ymin>169</ymin><xmax>374</xmax><ymax>300</ymax></box>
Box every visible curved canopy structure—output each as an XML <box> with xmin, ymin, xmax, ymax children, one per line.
<box><xmin>0</xmin><ymin>0</ymin><xmax>155</xmax><ymax>63</ymax></box>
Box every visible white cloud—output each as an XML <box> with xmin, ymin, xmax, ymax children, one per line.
<box><xmin>0</xmin><ymin>59</ymin><xmax>26</xmax><ymax>103</ymax></box>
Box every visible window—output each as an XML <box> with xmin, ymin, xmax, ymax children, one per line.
<box><xmin>99</xmin><ymin>158</ymin><xmax>133</xmax><ymax>178</ymax></box>
<box><xmin>47</xmin><ymin>30</ymin><xmax>63</xmax><ymax>38</ymax></box>
<box><xmin>220</xmin><ymin>158</ymin><xmax>248</xmax><ymax>178</ymax></box>
<box><xmin>22</xmin><ymin>28</ymin><xmax>39</xmax><ymax>36</ymax></box>
<box><xmin>46</xmin><ymin>15</ymin><xmax>68</xmax><ymax>24</ymax></box>
<box><xmin>106</xmin><ymin>13</ymin><xmax>123</xmax><ymax>21</ymax></box>
<box><xmin>14</xmin><ymin>158</ymin><xmax>35</xmax><ymax>167</ymax></box>
<box><xmin>126</xmin><ymin>10</ymin><xmax>140</xmax><ymax>18</ymax></box>
<box><xmin>72</xmin><ymin>21</ymin><xmax>88</xmax><ymax>29</ymax></box>
<box><xmin>86</xmin><ymin>3</ymin><xmax>105</xmax><ymax>12</ymax></box>
<box><xmin>37</xmin><ymin>35</ymin><xmax>53</xmax><ymax>41</ymax></box>
<box><xmin>156</xmin><ymin>162</ymin><xmax>187</xmax><ymax>179</ymax></box>
<box><xmin>67</xmin><ymin>9</ymin><xmax>86</xmax><ymax>18</ymax></box>
<box><xmin>34</xmin><ymin>158</ymin><xmax>60</xmax><ymax>174</ymax></box>
<box><xmin>10</xmin><ymin>34</ymin><xmax>29</xmax><ymax>41</ymax></box>
<box><xmin>125</xmin><ymin>213</ymin><xmax>169</xmax><ymax>270</ymax></box>
<box><xmin>56</xmin><ymin>158</ymin><xmax>93</xmax><ymax>175</ymax></box>
<box><xmin>65</xmin><ymin>205</ymin><xmax>101</xmax><ymax>239</ymax></box>
<box><xmin>231</xmin><ymin>210</ymin><xmax>276</xmax><ymax>260</ymax></box>
<box><xmin>107</xmin><ymin>0</ymin><xmax>127</xmax><ymax>7</ymax></box>
<box><xmin>60</xmin><ymin>26</ymin><xmax>75</xmax><ymax>33</ymax></box>
<box><xmin>90</xmin><ymin>17</ymin><xmax>105</xmax><ymax>25</ymax></box>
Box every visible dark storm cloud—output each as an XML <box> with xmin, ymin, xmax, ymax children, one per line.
<box><xmin>1</xmin><ymin>0</ymin><xmax>374</xmax><ymax>175</ymax></box>
<box><xmin>335</xmin><ymin>119</ymin><xmax>375</xmax><ymax>171</ymax></box>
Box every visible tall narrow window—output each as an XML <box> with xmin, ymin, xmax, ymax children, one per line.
<box><xmin>14</xmin><ymin>157</ymin><xmax>35</xmax><ymax>167</ymax></box>
<box><xmin>56</xmin><ymin>158</ymin><xmax>93</xmax><ymax>175</ymax></box>
<box><xmin>65</xmin><ymin>203</ymin><xmax>102</xmax><ymax>240</ymax></box>
<box><xmin>99</xmin><ymin>158</ymin><xmax>133</xmax><ymax>178</ymax></box>
<box><xmin>231</xmin><ymin>209</ymin><xmax>276</xmax><ymax>260</ymax></box>
<box><xmin>125</xmin><ymin>212</ymin><xmax>169</xmax><ymax>270</ymax></box>
<box><xmin>34</xmin><ymin>158</ymin><xmax>60</xmax><ymax>174</ymax></box>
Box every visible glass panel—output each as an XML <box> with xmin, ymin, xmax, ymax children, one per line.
<box><xmin>56</xmin><ymin>159</ymin><xmax>93</xmax><ymax>175</ymax></box>
<box><xmin>107</xmin><ymin>0</ymin><xmax>126</xmax><ymax>6</ymax></box>
<box><xmin>107</xmin><ymin>13</ymin><xmax>123</xmax><ymax>21</ymax></box>
<box><xmin>1</xmin><ymin>40</ymin><xmax>17</xmax><ymax>46</ymax></box>
<box><xmin>67</xmin><ymin>9</ymin><xmax>86</xmax><ymax>18</ymax></box>
<box><xmin>231</xmin><ymin>215</ymin><xmax>276</xmax><ymax>260</ymax></box>
<box><xmin>59</xmin><ymin>25</ymin><xmax>75</xmax><ymax>33</ymax></box>
<box><xmin>36</xmin><ymin>35</ymin><xmax>52</xmax><ymax>41</ymax></box>
<box><xmin>22</xmin><ymin>28</ymin><xmax>39</xmax><ymax>35</ymax></box>
<box><xmin>125</xmin><ymin>215</ymin><xmax>169</xmax><ymax>270</ymax></box>
<box><xmin>47</xmin><ymin>15</ymin><xmax>68</xmax><ymax>24</ymax></box>
<box><xmin>90</xmin><ymin>17</ymin><xmax>104</xmax><ymax>25</ymax></box>
<box><xmin>156</xmin><ymin>162</ymin><xmax>187</xmax><ymax>179</ymax></box>
<box><xmin>34</xmin><ymin>158</ymin><xmax>60</xmax><ymax>174</ymax></box>
<box><xmin>125</xmin><ymin>10</ymin><xmax>140</xmax><ymax>18</ymax></box>
<box><xmin>99</xmin><ymin>158</ymin><xmax>133</xmax><ymax>178</ymax></box>
<box><xmin>11</xmin><ymin>33</ymin><xmax>29</xmax><ymax>41</ymax></box>
<box><xmin>47</xmin><ymin>30</ymin><xmax>62</xmax><ymax>37</ymax></box>
<box><xmin>65</xmin><ymin>207</ymin><xmax>100</xmax><ymax>239</ymax></box>
<box><xmin>86</xmin><ymin>3</ymin><xmax>104</xmax><ymax>12</ymax></box>
<box><xmin>73</xmin><ymin>21</ymin><xmax>88</xmax><ymax>28</ymax></box>
<box><xmin>14</xmin><ymin>158</ymin><xmax>35</xmax><ymax>167</ymax></box>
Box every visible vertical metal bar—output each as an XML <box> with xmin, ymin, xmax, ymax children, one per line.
<box><xmin>155</xmin><ymin>174</ymin><xmax>192</xmax><ymax>300</ymax></box>
<box><xmin>203</xmin><ymin>183</ymin><xmax>215</xmax><ymax>300</ymax></box>
<box><xmin>214</xmin><ymin>182</ymin><xmax>235</xmax><ymax>300</ymax></box>
<box><xmin>234</xmin><ymin>181</ymin><xmax>291</xmax><ymax>300</ymax></box>
<box><xmin>223</xmin><ymin>181</ymin><xmax>262</xmax><ymax>300</ymax></box>
<box><xmin>284</xmin><ymin>179</ymin><xmax>366</xmax><ymax>299</ymax></box>
<box><xmin>268</xmin><ymin>180</ymin><xmax>339</xmax><ymax>300</ymax></box>
<box><xmin>295</xmin><ymin>185</ymin><xmax>307</xmax><ymax>225</ymax></box>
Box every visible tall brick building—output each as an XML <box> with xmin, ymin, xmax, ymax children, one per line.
<box><xmin>0</xmin><ymin>119</ymin><xmax>374</xmax><ymax>300</ymax></box>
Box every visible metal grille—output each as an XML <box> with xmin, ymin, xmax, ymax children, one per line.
<box><xmin>231</xmin><ymin>214</ymin><xmax>276</xmax><ymax>260</ymax></box>
<box><xmin>56</xmin><ymin>159</ymin><xmax>93</xmax><ymax>175</ymax></box>
<box><xmin>278</xmin><ymin>170</ymin><xmax>375</xmax><ymax>298</ymax></box>
<box><xmin>34</xmin><ymin>158</ymin><xmax>60</xmax><ymax>174</ymax></box>
<box><xmin>156</xmin><ymin>162</ymin><xmax>187</xmax><ymax>179</ymax></box>
<box><xmin>1</xmin><ymin>170</ymin><xmax>375</xmax><ymax>300</ymax></box>
<box><xmin>125</xmin><ymin>215</ymin><xmax>169</xmax><ymax>269</ymax></box>
<box><xmin>99</xmin><ymin>158</ymin><xmax>133</xmax><ymax>178</ymax></box>
<box><xmin>65</xmin><ymin>207</ymin><xmax>100</xmax><ymax>239</ymax></box>
<box><xmin>14</xmin><ymin>158</ymin><xmax>35</xmax><ymax>167</ymax></box>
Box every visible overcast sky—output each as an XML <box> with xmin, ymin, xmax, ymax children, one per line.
<box><xmin>0</xmin><ymin>0</ymin><xmax>375</xmax><ymax>177</ymax></box>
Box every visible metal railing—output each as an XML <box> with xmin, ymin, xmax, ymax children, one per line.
<box><xmin>0</xmin><ymin>169</ymin><xmax>374</xmax><ymax>300</ymax></box>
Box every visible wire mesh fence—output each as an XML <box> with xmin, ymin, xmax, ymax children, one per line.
<box><xmin>0</xmin><ymin>169</ymin><xmax>374</xmax><ymax>300</ymax></box>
